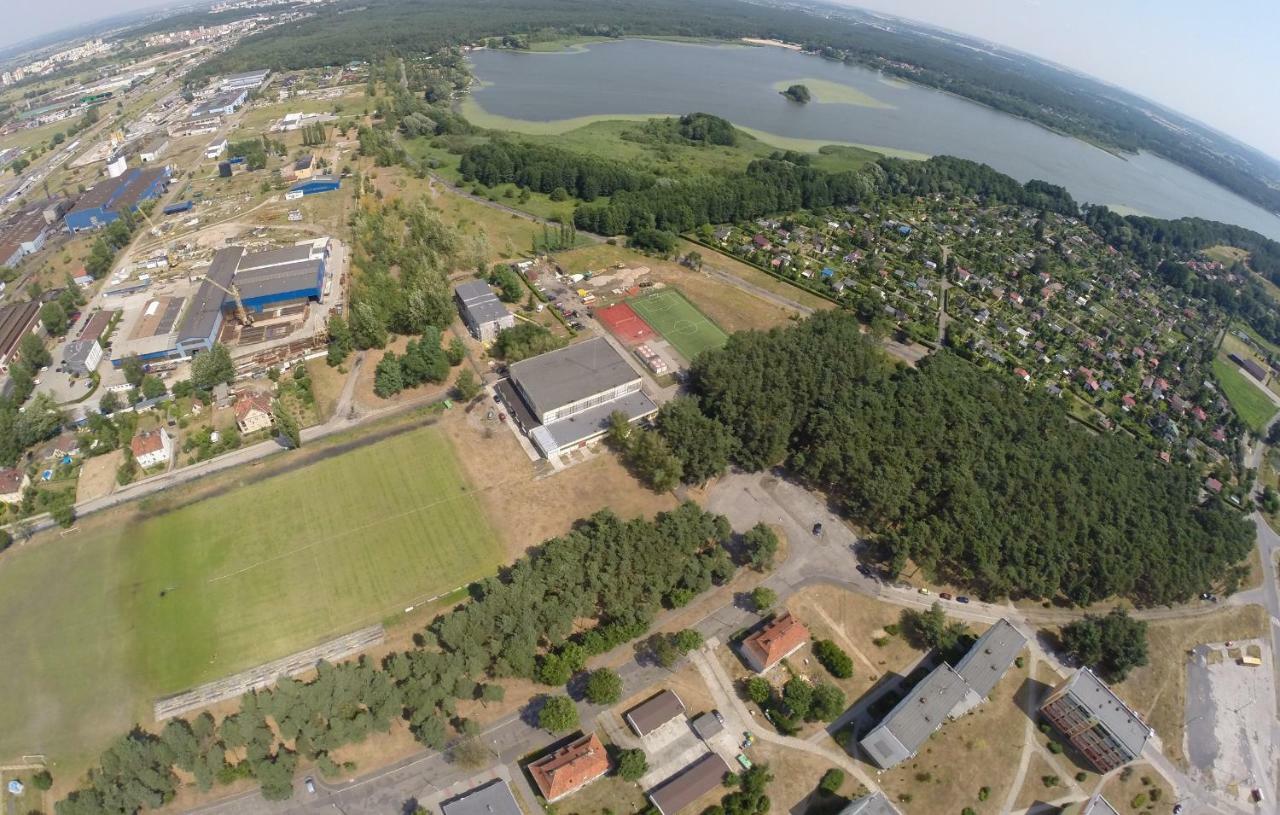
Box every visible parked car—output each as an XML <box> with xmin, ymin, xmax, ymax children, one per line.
<box><xmin>918</xmin><ymin>587</ymin><xmax>930</xmax><ymax>595</ymax></box>
<box><xmin>812</xmin><ymin>522</ymin><xmax>823</xmax><ymax>535</ymax></box>
<box><xmin>956</xmin><ymin>596</ymin><xmax>971</xmax><ymax>604</ymax></box>
<box><xmin>855</xmin><ymin>564</ymin><xmax>872</xmax><ymax>577</ymax></box>
<box><xmin>939</xmin><ymin>592</ymin><xmax>953</xmax><ymax>600</ymax></box>
<box><xmin>304</xmin><ymin>778</ymin><xmax>316</xmax><ymax>794</ymax></box>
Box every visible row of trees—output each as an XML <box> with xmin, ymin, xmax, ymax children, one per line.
<box><xmin>667</xmin><ymin>312</ymin><xmax>1253</xmax><ymax>606</ymax></box>
<box><xmin>59</xmin><ymin>503</ymin><xmax>735</xmax><ymax>812</ymax></box>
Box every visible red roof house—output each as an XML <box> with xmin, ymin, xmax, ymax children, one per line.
<box><xmin>528</xmin><ymin>733</ymin><xmax>609</xmax><ymax>802</ymax></box>
<box><xmin>741</xmin><ymin>611</ymin><xmax>810</xmax><ymax>673</ymax></box>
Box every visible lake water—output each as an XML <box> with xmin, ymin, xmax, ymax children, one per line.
<box><xmin>468</xmin><ymin>40</ymin><xmax>1280</xmax><ymax>240</ymax></box>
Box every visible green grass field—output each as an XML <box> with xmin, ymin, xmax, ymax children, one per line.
<box><xmin>629</xmin><ymin>288</ymin><xmax>729</xmax><ymax>362</ymax></box>
<box><xmin>1213</xmin><ymin>356</ymin><xmax>1279</xmax><ymax>432</ymax></box>
<box><xmin>0</xmin><ymin>426</ymin><xmax>500</xmax><ymax>769</ymax></box>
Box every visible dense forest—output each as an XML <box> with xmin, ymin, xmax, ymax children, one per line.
<box><xmin>673</xmin><ymin>312</ymin><xmax>1254</xmax><ymax>606</ymax></box>
<box><xmin>175</xmin><ymin>0</ymin><xmax>1280</xmax><ymax>214</ymax></box>
<box><xmin>57</xmin><ymin>503</ymin><xmax>735</xmax><ymax>813</ymax></box>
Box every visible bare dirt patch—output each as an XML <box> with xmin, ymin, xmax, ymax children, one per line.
<box><xmin>1112</xmin><ymin>604</ymin><xmax>1268</xmax><ymax>768</ymax></box>
<box><xmin>76</xmin><ymin>450</ymin><xmax>123</xmax><ymax>503</ymax></box>
<box><xmin>1100</xmin><ymin>762</ymin><xmax>1174</xmax><ymax>814</ymax></box>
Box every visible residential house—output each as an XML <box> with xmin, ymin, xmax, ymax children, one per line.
<box><xmin>527</xmin><ymin>733</ymin><xmax>609</xmax><ymax>802</ymax></box>
<box><xmin>0</xmin><ymin>467</ymin><xmax>29</xmax><ymax>504</ymax></box>
<box><xmin>130</xmin><ymin>429</ymin><xmax>172</xmax><ymax>469</ymax></box>
<box><xmin>741</xmin><ymin>611</ymin><xmax>809</xmax><ymax>673</ymax></box>
<box><xmin>234</xmin><ymin>390</ymin><xmax>275</xmax><ymax>435</ymax></box>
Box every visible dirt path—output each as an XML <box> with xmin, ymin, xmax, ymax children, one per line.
<box><xmin>1000</xmin><ymin>650</ymin><xmax>1040</xmax><ymax>814</ymax></box>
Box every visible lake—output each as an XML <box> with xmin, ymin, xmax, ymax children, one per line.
<box><xmin>467</xmin><ymin>39</ymin><xmax>1280</xmax><ymax>241</ymax></box>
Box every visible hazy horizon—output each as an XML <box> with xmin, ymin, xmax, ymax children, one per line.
<box><xmin>4</xmin><ymin>0</ymin><xmax>1278</xmax><ymax>164</ymax></box>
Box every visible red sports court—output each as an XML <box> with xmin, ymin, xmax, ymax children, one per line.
<box><xmin>596</xmin><ymin>302</ymin><xmax>656</xmax><ymax>346</ymax></box>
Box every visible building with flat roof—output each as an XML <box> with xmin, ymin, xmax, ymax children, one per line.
<box><xmin>647</xmin><ymin>752</ymin><xmax>731</xmax><ymax>815</ymax></box>
<box><xmin>625</xmin><ymin>690</ymin><xmax>685</xmax><ymax>738</ymax></box>
<box><xmin>689</xmin><ymin>712</ymin><xmax>723</xmax><ymax>741</ymax></box>
<box><xmin>63</xmin><ymin>338</ymin><xmax>102</xmax><ymax>375</ymax></box>
<box><xmin>288</xmin><ymin>175</ymin><xmax>340</xmax><ymax>197</ymax></box>
<box><xmin>454</xmin><ymin>280</ymin><xmax>513</xmax><ymax>341</ymax></box>
<box><xmin>500</xmin><ymin>337</ymin><xmax>657</xmax><ymax>458</ymax></box>
<box><xmin>951</xmin><ymin>618</ymin><xmax>1027</xmax><ymax>715</ymax></box>
<box><xmin>839</xmin><ymin>792</ymin><xmax>904</xmax><ymax>815</ymax></box>
<box><xmin>741</xmin><ymin>611</ymin><xmax>810</xmax><ymax>673</ymax></box>
<box><xmin>0</xmin><ymin>202</ymin><xmax>54</xmax><ymax>268</ymax></box>
<box><xmin>194</xmin><ymin>89</ymin><xmax>247</xmax><ymax>118</ymax></box>
<box><xmin>861</xmin><ymin>663</ymin><xmax>970</xmax><ymax>769</ymax></box>
<box><xmin>439</xmin><ymin>779</ymin><xmax>522</xmax><ymax>815</ymax></box>
<box><xmin>527</xmin><ymin>733</ymin><xmax>608</xmax><ymax>803</ymax></box>
<box><xmin>860</xmin><ymin>618</ymin><xmax>1026</xmax><ymax>768</ymax></box>
<box><xmin>65</xmin><ymin>167</ymin><xmax>169</xmax><ymax>232</ymax></box>
<box><xmin>168</xmin><ymin>113</ymin><xmax>221</xmax><ymax>138</ymax></box>
<box><xmin>1040</xmin><ymin>669</ymin><xmax>1151</xmax><ymax>772</ymax></box>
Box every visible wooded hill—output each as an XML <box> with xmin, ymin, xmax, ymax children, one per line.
<box><xmin>680</xmin><ymin>311</ymin><xmax>1254</xmax><ymax>606</ymax></box>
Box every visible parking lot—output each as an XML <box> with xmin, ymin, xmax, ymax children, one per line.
<box><xmin>1185</xmin><ymin>639</ymin><xmax>1276</xmax><ymax>803</ymax></box>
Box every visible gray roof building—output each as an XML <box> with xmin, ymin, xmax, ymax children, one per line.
<box><xmin>952</xmin><ymin>618</ymin><xmax>1027</xmax><ymax>715</ymax></box>
<box><xmin>689</xmin><ymin>712</ymin><xmax>723</xmax><ymax>741</ymax></box>
<box><xmin>860</xmin><ymin>663</ymin><xmax>970</xmax><ymax>769</ymax></box>
<box><xmin>648</xmin><ymin>752</ymin><xmax>731</xmax><ymax>815</ymax></box>
<box><xmin>509</xmin><ymin>337</ymin><xmax>640</xmax><ymax>423</ymax></box>
<box><xmin>1059</xmin><ymin>794</ymin><xmax>1121</xmax><ymax>815</ymax></box>
<box><xmin>1040</xmin><ymin>668</ymin><xmax>1151</xmax><ymax>772</ymax></box>
<box><xmin>839</xmin><ymin>792</ymin><xmax>904</xmax><ymax>815</ymax></box>
<box><xmin>861</xmin><ymin>617</ymin><xmax>1026</xmax><ymax>768</ymax></box>
<box><xmin>176</xmin><ymin>247</ymin><xmax>238</xmax><ymax>355</ymax></box>
<box><xmin>63</xmin><ymin>338</ymin><xmax>102</xmax><ymax>375</ymax></box>
<box><xmin>454</xmin><ymin>280</ymin><xmax>512</xmax><ymax>341</ymax></box>
<box><xmin>439</xmin><ymin>779</ymin><xmax>522</xmax><ymax>815</ymax></box>
<box><xmin>625</xmin><ymin>690</ymin><xmax>685</xmax><ymax>737</ymax></box>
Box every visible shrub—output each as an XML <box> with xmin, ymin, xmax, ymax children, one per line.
<box><xmin>617</xmin><ymin>748</ymin><xmax>647</xmax><ymax>782</ymax></box>
<box><xmin>584</xmin><ymin>668</ymin><xmax>623</xmax><ymax>705</ymax></box>
<box><xmin>977</xmin><ymin>786</ymin><xmax>990</xmax><ymax>801</ymax></box>
<box><xmin>32</xmin><ymin>771</ymin><xmax>52</xmax><ymax>791</ymax></box>
<box><xmin>812</xmin><ymin>639</ymin><xmax>854</xmax><ymax>679</ymax></box>
<box><xmin>819</xmin><ymin>768</ymin><xmax>844</xmax><ymax>794</ymax></box>
<box><xmin>1041</xmin><ymin>775</ymin><xmax>1059</xmax><ymax>788</ymax></box>
<box><xmin>1047</xmin><ymin>741</ymin><xmax>1063</xmax><ymax>754</ymax></box>
<box><xmin>745</xmin><ymin>677</ymin><xmax>771</xmax><ymax>704</ymax></box>
<box><xmin>538</xmin><ymin>696</ymin><xmax>579</xmax><ymax>733</ymax></box>
<box><xmin>1130</xmin><ymin>794</ymin><xmax>1147</xmax><ymax>808</ymax></box>
<box><xmin>750</xmin><ymin>586</ymin><xmax>777</xmax><ymax>612</ymax></box>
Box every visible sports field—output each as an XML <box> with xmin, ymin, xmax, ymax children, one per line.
<box><xmin>596</xmin><ymin>301</ymin><xmax>656</xmax><ymax>346</ymax></box>
<box><xmin>628</xmin><ymin>288</ymin><xmax>729</xmax><ymax>362</ymax></box>
<box><xmin>0</xmin><ymin>425</ymin><xmax>500</xmax><ymax>768</ymax></box>
<box><xmin>1213</xmin><ymin>356</ymin><xmax>1279</xmax><ymax>432</ymax></box>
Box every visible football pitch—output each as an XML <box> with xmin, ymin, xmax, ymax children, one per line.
<box><xmin>0</xmin><ymin>425</ymin><xmax>500</xmax><ymax>768</ymax></box>
<box><xmin>628</xmin><ymin>288</ymin><xmax>729</xmax><ymax>362</ymax></box>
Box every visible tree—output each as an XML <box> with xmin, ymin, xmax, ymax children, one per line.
<box><xmin>445</xmin><ymin>336</ymin><xmax>465</xmax><ymax>366</ymax></box>
<box><xmin>140</xmin><ymin>376</ymin><xmax>167</xmax><ymax>401</ymax></box>
<box><xmin>745</xmin><ymin>676</ymin><xmax>771</xmax><ymax>704</ymax></box>
<box><xmin>31</xmin><ymin>770</ymin><xmax>52</xmax><ymax>791</ymax></box>
<box><xmin>750</xmin><ymin>586</ymin><xmax>776</xmax><ymax>612</ymax></box>
<box><xmin>654</xmin><ymin>398</ymin><xmax>735</xmax><ymax>483</ymax></box>
<box><xmin>18</xmin><ymin>334</ymin><xmax>50</xmax><ymax>370</ymax></box>
<box><xmin>100</xmin><ymin>390</ymin><xmax>121</xmax><ymax>414</ymax></box>
<box><xmin>273</xmin><ymin>400</ymin><xmax>302</xmax><ymax>449</ymax></box>
<box><xmin>584</xmin><ymin>668</ymin><xmax>622</xmax><ymax>705</ymax></box>
<box><xmin>373</xmin><ymin>352</ymin><xmax>403</xmax><ymax>397</ymax></box>
<box><xmin>617</xmin><ymin>748</ymin><xmax>647</xmax><ymax>782</ymax></box>
<box><xmin>327</xmin><ymin>314</ymin><xmax>354</xmax><ymax>366</ymax></box>
<box><xmin>743</xmin><ymin>523</ymin><xmax>779</xmax><ymax>571</ymax></box>
<box><xmin>450</xmin><ymin>738</ymin><xmax>492</xmax><ymax>769</ymax></box>
<box><xmin>673</xmin><ymin>628</ymin><xmax>703</xmax><ymax>652</ymax></box>
<box><xmin>901</xmin><ymin>603</ymin><xmax>971</xmax><ymax>660</ymax></box>
<box><xmin>538</xmin><ymin>695</ymin><xmax>579</xmax><ymax>733</ymax></box>
<box><xmin>781</xmin><ymin>84</ymin><xmax>811</xmax><ymax>103</ymax></box>
<box><xmin>1061</xmin><ymin>609</ymin><xmax>1149</xmax><ymax>681</ymax></box>
<box><xmin>191</xmin><ymin>344</ymin><xmax>235</xmax><ymax>391</ymax></box>
<box><xmin>808</xmin><ymin>682</ymin><xmax>845</xmax><ymax>722</ymax></box>
<box><xmin>488</xmin><ymin>266</ymin><xmax>524</xmax><ymax>303</ymax></box>
<box><xmin>117</xmin><ymin>448</ymin><xmax>138</xmax><ymax>486</ymax></box>
<box><xmin>480</xmin><ymin>684</ymin><xmax>505</xmax><ymax>704</ymax></box>
<box><xmin>625</xmin><ymin>429</ymin><xmax>683</xmax><ymax>491</ymax></box>
<box><xmin>40</xmin><ymin>301</ymin><xmax>68</xmax><ymax>335</ymax></box>
<box><xmin>454</xmin><ymin>368</ymin><xmax>482</xmax><ymax>401</ymax></box>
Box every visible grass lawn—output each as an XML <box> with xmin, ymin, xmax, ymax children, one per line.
<box><xmin>628</xmin><ymin>288</ymin><xmax>729</xmax><ymax>362</ymax></box>
<box><xmin>0</xmin><ymin>425</ymin><xmax>500</xmax><ymax>770</ymax></box>
<box><xmin>1212</xmin><ymin>355</ymin><xmax>1278</xmax><ymax>432</ymax></box>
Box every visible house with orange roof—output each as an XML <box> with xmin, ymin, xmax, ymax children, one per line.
<box><xmin>527</xmin><ymin>733</ymin><xmax>609</xmax><ymax>802</ymax></box>
<box><xmin>741</xmin><ymin>611</ymin><xmax>809</xmax><ymax>673</ymax></box>
<box><xmin>234</xmin><ymin>390</ymin><xmax>275</xmax><ymax>435</ymax></box>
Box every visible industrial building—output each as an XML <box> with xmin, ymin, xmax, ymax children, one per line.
<box><xmin>0</xmin><ymin>202</ymin><xmax>53</xmax><ymax>268</ymax></box>
<box><xmin>64</xmin><ymin>166</ymin><xmax>169</xmax><ymax>232</ymax></box>
<box><xmin>860</xmin><ymin>619</ymin><xmax>1026</xmax><ymax>768</ymax></box>
<box><xmin>138</xmin><ymin>136</ymin><xmax>169</xmax><ymax>162</ymax></box>
<box><xmin>174</xmin><ymin>238</ymin><xmax>330</xmax><ymax>358</ymax></box>
<box><xmin>1039</xmin><ymin>669</ymin><xmax>1151</xmax><ymax>772</ymax></box>
<box><xmin>0</xmin><ymin>300</ymin><xmax>41</xmax><ymax>366</ymax></box>
<box><xmin>454</xmin><ymin>280</ymin><xmax>513</xmax><ymax>341</ymax></box>
<box><xmin>168</xmin><ymin>113</ymin><xmax>221</xmax><ymax>138</ymax></box>
<box><xmin>193</xmin><ymin>88</ymin><xmax>248</xmax><ymax>118</ymax></box>
<box><xmin>220</xmin><ymin>69</ymin><xmax>270</xmax><ymax>91</ymax></box>
<box><xmin>439</xmin><ymin>779</ymin><xmax>522</xmax><ymax>815</ymax></box>
<box><xmin>647</xmin><ymin>753</ymin><xmax>731</xmax><ymax>815</ymax></box>
<box><xmin>527</xmin><ymin>733</ymin><xmax>609</xmax><ymax>803</ymax></box>
<box><xmin>287</xmin><ymin>174</ymin><xmax>340</xmax><ymax>197</ymax></box>
<box><xmin>495</xmin><ymin>337</ymin><xmax>656</xmax><ymax>458</ymax></box>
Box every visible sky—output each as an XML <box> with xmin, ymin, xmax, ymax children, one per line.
<box><xmin>839</xmin><ymin>0</ymin><xmax>1280</xmax><ymax>162</ymax></box>
<box><xmin>4</xmin><ymin>0</ymin><xmax>1279</xmax><ymax>160</ymax></box>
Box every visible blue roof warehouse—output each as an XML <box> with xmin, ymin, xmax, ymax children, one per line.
<box><xmin>65</xmin><ymin>167</ymin><xmax>170</xmax><ymax>233</ymax></box>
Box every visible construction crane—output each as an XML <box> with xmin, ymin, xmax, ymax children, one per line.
<box><xmin>200</xmin><ymin>275</ymin><xmax>254</xmax><ymax>326</ymax></box>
